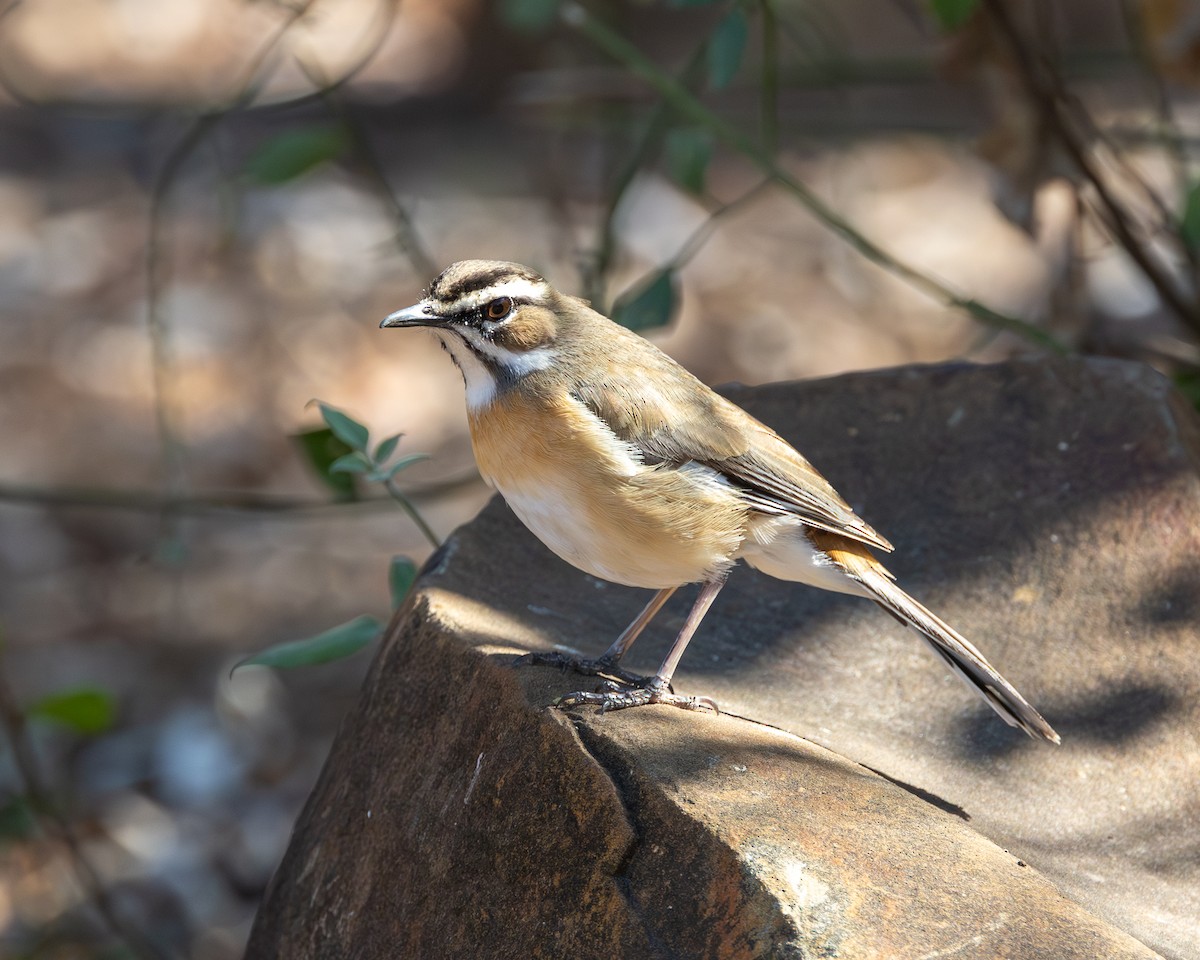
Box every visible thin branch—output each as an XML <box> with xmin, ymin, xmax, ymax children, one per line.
<box><xmin>0</xmin><ymin>471</ymin><xmax>480</xmax><ymax>518</ymax></box>
<box><xmin>340</xmin><ymin>100</ymin><xmax>438</xmax><ymax>279</ymax></box>
<box><xmin>760</xmin><ymin>0</ymin><xmax>779</xmax><ymax>155</ymax></box>
<box><xmin>1117</xmin><ymin>0</ymin><xmax>1189</xmax><ymax>178</ymax></box>
<box><xmin>1118</xmin><ymin>0</ymin><xmax>1194</xmax><ymax>267</ymax></box>
<box><xmin>1033</xmin><ymin>4</ymin><xmax>1181</xmax><ymax>262</ymax></box>
<box><xmin>384</xmin><ymin>477</ymin><xmax>442</xmax><ymax>549</ymax></box>
<box><xmin>564</xmin><ymin>3</ymin><xmax>1066</xmax><ymax>352</ymax></box>
<box><xmin>981</xmin><ymin>0</ymin><xmax>1200</xmax><ymax>336</ymax></box>
<box><xmin>668</xmin><ymin>178</ymin><xmax>775</xmax><ymax>273</ymax></box>
<box><xmin>145</xmin><ymin>0</ymin><xmax>320</xmax><ymax>542</ymax></box>
<box><xmin>0</xmin><ymin>651</ymin><xmax>178</xmax><ymax>960</ymax></box>
<box><xmin>293</xmin><ymin>8</ymin><xmax>438</xmax><ymax>281</ymax></box>
<box><xmin>583</xmin><ymin>43</ymin><xmax>709</xmax><ymax>309</ymax></box>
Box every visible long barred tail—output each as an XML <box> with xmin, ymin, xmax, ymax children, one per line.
<box><xmin>812</xmin><ymin>532</ymin><xmax>1061</xmax><ymax>744</ymax></box>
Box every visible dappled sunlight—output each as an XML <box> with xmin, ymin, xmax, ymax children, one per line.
<box><xmin>1</xmin><ymin>0</ymin><xmax>1199</xmax><ymax>956</ymax></box>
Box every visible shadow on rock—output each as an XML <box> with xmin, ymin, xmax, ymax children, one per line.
<box><xmin>956</xmin><ymin>680</ymin><xmax>1178</xmax><ymax>762</ymax></box>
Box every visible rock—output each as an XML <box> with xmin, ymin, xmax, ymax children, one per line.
<box><xmin>247</xmin><ymin>357</ymin><xmax>1199</xmax><ymax>959</ymax></box>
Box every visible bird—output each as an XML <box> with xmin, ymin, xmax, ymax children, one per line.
<box><xmin>380</xmin><ymin>259</ymin><xmax>1060</xmax><ymax>744</ymax></box>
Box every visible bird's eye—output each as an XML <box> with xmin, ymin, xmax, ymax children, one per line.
<box><xmin>485</xmin><ymin>297</ymin><xmax>513</xmax><ymax>321</ymax></box>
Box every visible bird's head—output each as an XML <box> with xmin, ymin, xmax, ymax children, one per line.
<box><xmin>381</xmin><ymin>260</ymin><xmax>566</xmax><ymax>409</ymax></box>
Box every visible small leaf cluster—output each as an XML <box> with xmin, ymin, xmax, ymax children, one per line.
<box><xmin>1182</xmin><ymin>183</ymin><xmax>1200</xmax><ymax>256</ymax></box>
<box><xmin>244</xmin><ymin>124</ymin><xmax>348</xmax><ymax>186</ymax></box>
<box><xmin>0</xmin><ymin>686</ymin><xmax>118</xmax><ymax>842</ymax></box>
<box><xmin>234</xmin><ymin>404</ymin><xmax>431</xmax><ymax>673</ymax></box>
<box><xmin>234</xmin><ymin>614</ymin><xmax>384</xmax><ymax>672</ymax></box>
<box><xmin>927</xmin><ymin>0</ymin><xmax>979</xmax><ymax>31</ymax></box>
<box><xmin>613</xmin><ymin>269</ymin><xmax>679</xmax><ymax>332</ymax></box>
<box><xmin>28</xmin><ymin>687</ymin><xmax>117</xmax><ymax>736</ymax></box>
<box><xmin>316</xmin><ymin>402</ymin><xmax>430</xmax><ymax>486</ymax></box>
<box><xmin>231</xmin><ymin>552</ymin><xmax>418</xmax><ymax>674</ymax></box>
<box><xmin>609</xmin><ymin>0</ymin><xmax>754</xmax><ymax>332</ymax></box>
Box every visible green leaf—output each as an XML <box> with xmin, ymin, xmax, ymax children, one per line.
<box><xmin>928</xmin><ymin>0</ymin><xmax>979</xmax><ymax>30</ymax></box>
<box><xmin>293</xmin><ymin>427</ymin><xmax>357</xmax><ymax>500</ymax></box>
<box><xmin>317</xmin><ymin>402</ymin><xmax>370</xmax><ymax>452</ymax></box>
<box><xmin>666</xmin><ymin>128</ymin><xmax>713</xmax><ymax>195</ymax></box>
<box><xmin>389</xmin><ymin>556</ymin><xmax>418</xmax><ymax>609</ymax></box>
<box><xmin>245</xmin><ymin>126</ymin><xmax>348</xmax><ymax>185</ymax></box>
<box><xmin>368</xmin><ymin>453</ymin><xmax>431</xmax><ymax>483</ymax></box>
<box><xmin>374</xmin><ymin>433</ymin><xmax>402</xmax><ymax>465</ymax></box>
<box><xmin>708</xmin><ymin>9</ymin><xmax>749</xmax><ymax>90</ymax></box>
<box><xmin>499</xmin><ymin>0</ymin><xmax>561</xmax><ymax>31</ymax></box>
<box><xmin>1174</xmin><ymin>369</ymin><xmax>1200</xmax><ymax>410</ymax></box>
<box><xmin>233</xmin><ymin>615</ymin><xmax>383</xmax><ymax>672</ymax></box>
<box><xmin>1183</xmin><ymin>181</ymin><xmax>1200</xmax><ymax>254</ymax></box>
<box><xmin>375</xmin><ymin>452</ymin><xmax>431</xmax><ymax>483</ymax></box>
<box><xmin>28</xmin><ymin>688</ymin><xmax>116</xmax><ymax>735</ymax></box>
<box><xmin>612</xmin><ymin>269</ymin><xmax>678</xmax><ymax>332</ymax></box>
<box><xmin>0</xmin><ymin>796</ymin><xmax>37</xmax><ymax>841</ymax></box>
<box><xmin>329</xmin><ymin>452</ymin><xmax>371</xmax><ymax>475</ymax></box>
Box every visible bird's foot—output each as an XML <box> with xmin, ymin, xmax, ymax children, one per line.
<box><xmin>555</xmin><ymin>677</ymin><xmax>718</xmax><ymax>714</ymax></box>
<box><xmin>512</xmin><ymin>650</ymin><xmax>644</xmax><ymax>687</ymax></box>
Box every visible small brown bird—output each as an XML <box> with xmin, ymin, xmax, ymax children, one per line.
<box><xmin>381</xmin><ymin>260</ymin><xmax>1059</xmax><ymax>743</ymax></box>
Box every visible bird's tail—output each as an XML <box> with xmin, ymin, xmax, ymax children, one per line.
<box><xmin>811</xmin><ymin>533</ymin><xmax>1060</xmax><ymax>744</ymax></box>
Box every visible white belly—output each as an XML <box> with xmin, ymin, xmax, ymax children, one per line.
<box><xmin>471</xmin><ymin>391</ymin><xmax>746</xmax><ymax>590</ymax></box>
<box><xmin>738</xmin><ymin>515</ymin><xmax>868</xmax><ymax>597</ymax></box>
<box><xmin>501</xmin><ymin>481</ymin><xmax>721</xmax><ymax>589</ymax></box>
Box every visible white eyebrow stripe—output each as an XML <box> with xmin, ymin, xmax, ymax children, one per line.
<box><xmin>442</xmin><ymin>277</ymin><xmax>549</xmax><ymax>312</ymax></box>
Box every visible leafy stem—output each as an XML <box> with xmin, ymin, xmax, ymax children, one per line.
<box><xmin>564</xmin><ymin>2</ymin><xmax>1066</xmax><ymax>353</ymax></box>
<box><xmin>314</xmin><ymin>402</ymin><xmax>442</xmax><ymax>549</ymax></box>
<box><xmin>384</xmin><ymin>477</ymin><xmax>442</xmax><ymax>550</ymax></box>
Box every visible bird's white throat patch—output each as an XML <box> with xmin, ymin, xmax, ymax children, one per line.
<box><xmin>436</xmin><ymin>329</ymin><xmax>554</xmax><ymax>410</ymax></box>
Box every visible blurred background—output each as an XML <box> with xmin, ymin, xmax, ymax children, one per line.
<box><xmin>2</xmin><ymin>0</ymin><xmax>1199</xmax><ymax>956</ymax></box>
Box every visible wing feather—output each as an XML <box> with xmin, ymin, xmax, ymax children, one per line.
<box><xmin>571</xmin><ymin>370</ymin><xmax>893</xmax><ymax>553</ymax></box>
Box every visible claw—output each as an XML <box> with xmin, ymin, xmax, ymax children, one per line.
<box><xmin>513</xmin><ymin>650</ymin><xmax>645</xmax><ymax>687</ymax></box>
<box><xmin>555</xmin><ymin>684</ymin><xmax>719</xmax><ymax>714</ymax></box>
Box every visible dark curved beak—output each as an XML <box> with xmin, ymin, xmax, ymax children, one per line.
<box><xmin>380</xmin><ymin>302</ymin><xmax>436</xmax><ymax>329</ymax></box>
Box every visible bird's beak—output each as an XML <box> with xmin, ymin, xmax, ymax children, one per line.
<box><xmin>380</xmin><ymin>301</ymin><xmax>437</xmax><ymax>329</ymax></box>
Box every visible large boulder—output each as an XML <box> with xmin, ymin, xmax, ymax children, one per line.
<box><xmin>248</xmin><ymin>357</ymin><xmax>1200</xmax><ymax>959</ymax></box>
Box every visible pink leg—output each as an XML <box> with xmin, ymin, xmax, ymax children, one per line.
<box><xmin>558</xmin><ymin>578</ymin><xmax>728</xmax><ymax>713</ymax></box>
<box><xmin>515</xmin><ymin>587</ymin><xmax>677</xmax><ymax>686</ymax></box>
<box><xmin>599</xmin><ymin>586</ymin><xmax>677</xmax><ymax>664</ymax></box>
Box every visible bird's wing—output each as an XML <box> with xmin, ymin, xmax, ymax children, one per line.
<box><xmin>572</xmin><ymin>371</ymin><xmax>894</xmax><ymax>553</ymax></box>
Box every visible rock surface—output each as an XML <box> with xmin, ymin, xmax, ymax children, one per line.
<box><xmin>248</xmin><ymin>357</ymin><xmax>1199</xmax><ymax>959</ymax></box>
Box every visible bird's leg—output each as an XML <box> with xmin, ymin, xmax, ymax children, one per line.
<box><xmin>557</xmin><ymin>577</ymin><xmax>726</xmax><ymax>713</ymax></box>
<box><xmin>514</xmin><ymin>587</ymin><xmax>676</xmax><ymax>686</ymax></box>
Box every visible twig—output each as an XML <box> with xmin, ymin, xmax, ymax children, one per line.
<box><xmin>292</xmin><ymin>7</ymin><xmax>438</xmax><ymax>281</ymax></box>
<box><xmin>341</xmin><ymin>100</ymin><xmax>438</xmax><ymax>279</ymax></box>
<box><xmin>1118</xmin><ymin>0</ymin><xmax>1194</xmax><ymax>269</ymax></box>
<box><xmin>384</xmin><ymin>477</ymin><xmax>442</xmax><ymax>549</ymax></box>
<box><xmin>667</xmin><ymin>178</ymin><xmax>775</xmax><ymax>273</ymax></box>
<box><xmin>583</xmin><ymin>43</ymin><xmax>709</xmax><ymax>309</ymax></box>
<box><xmin>1031</xmin><ymin>5</ymin><xmax>1181</xmax><ymax>262</ymax></box>
<box><xmin>760</xmin><ymin>0</ymin><xmax>779</xmax><ymax>155</ymax></box>
<box><xmin>0</xmin><ymin>650</ymin><xmax>177</xmax><ymax>960</ymax></box>
<box><xmin>145</xmin><ymin>0</ymin><xmax>404</xmax><ymax>514</ymax></box>
<box><xmin>564</xmin><ymin>3</ymin><xmax>1066</xmax><ymax>352</ymax></box>
<box><xmin>0</xmin><ymin>471</ymin><xmax>481</xmax><ymax>517</ymax></box>
<box><xmin>981</xmin><ymin>0</ymin><xmax>1200</xmax><ymax>336</ymax></box>
<box><xmin>145</xmin><ymin>1</ymin><xmax>320</xmax><ymax>543</ymax></box>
